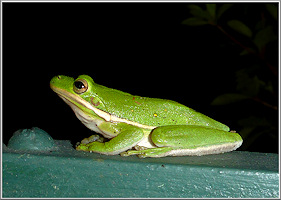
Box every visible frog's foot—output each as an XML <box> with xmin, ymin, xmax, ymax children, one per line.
<box><xmin>76</xmin><ymin>143</ymin><xmax>91</xmax><ymax>152</ymax></box>
<box><xmin>134</xmin><ymin>145</ymin><xmax>148</xmax><ymax>151</ymax></box>
<box><xmin>120</xmin><ymin>147</ymin><xmax>173</xmax><ymax>158</ymax></box>
<box><xmin>76</xmin><ymin>135</ymin><xmax>105</xmax><ymax>152</ymax></box>
<box><xmin>76</xmin><ymin>134</ymin><xmax>105</xmax><ymax>147</ymax></box>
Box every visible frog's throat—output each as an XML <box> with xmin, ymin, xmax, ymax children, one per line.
<box><xmin>51</xmin><ymin>85</ymin><xmax>156</xmax><ymax>130</ymax></box>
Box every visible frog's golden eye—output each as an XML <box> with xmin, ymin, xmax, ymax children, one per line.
<box><xmin>73</xmin><ymin>79</ymin><xmax>88</xmax><ymax>94</ymax></box>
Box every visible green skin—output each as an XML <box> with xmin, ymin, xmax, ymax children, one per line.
<box><xmin>50</xmin><ymin>75</ymin><xmax>243</xmax><ymax>158</ymax></box>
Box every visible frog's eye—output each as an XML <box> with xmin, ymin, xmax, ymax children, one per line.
<box><xmin>73</xmin><ymin>79</ymin><xmax>88</xmax><ymax>94</ymax></box>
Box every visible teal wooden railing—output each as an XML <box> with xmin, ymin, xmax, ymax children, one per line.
<box><xmin>2</xmin><ymin>128</ymin><xmax>279</xmax><ymax>198</ymax></box>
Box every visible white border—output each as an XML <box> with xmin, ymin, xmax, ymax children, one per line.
<box><xmin>1</xmin><ymin>1</ymin><xmax>280</xmax><ymax>199</ymax></box>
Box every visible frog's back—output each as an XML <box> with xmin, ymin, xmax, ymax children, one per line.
<box><xmin>96</xmin><ymin>84</ymin><xmax>229</xmax><ymax>131</ymax></box>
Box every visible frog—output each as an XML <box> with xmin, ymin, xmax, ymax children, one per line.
<box><xmin>50</xmin><ymin>75</ymin><xmax>243</xmax><ymax>158</ymax></box>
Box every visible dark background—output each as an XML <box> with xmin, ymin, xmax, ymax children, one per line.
<box><xmin>3</xmin><ymin>3</ymin><xmax>278</xmax><ymax>153</ymax></box>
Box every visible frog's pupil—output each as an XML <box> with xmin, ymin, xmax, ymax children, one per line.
<box><xmin>75</xmin><ymin>81</ymin><xmax>84</xmax><ymax>89</ymax></box>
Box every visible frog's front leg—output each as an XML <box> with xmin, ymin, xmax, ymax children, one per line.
<box><xmin>76</xmin><ymin>123</ymin><xmax>144</xmax><ymax>155</ymax></box>
<box><xmin>122</xmin><ymin>125</ymin><xmax>243</xmax><ymax>158</ymax></box>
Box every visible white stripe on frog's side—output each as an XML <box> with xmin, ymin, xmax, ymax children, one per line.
<box><xmin>51</xmin><ymin>85</ymin><xmax>156</xmax><ymax>130</ymax></box>
<box><xmin>154</xmin><ymin>141</ymin><xmax>243</xmax><ymax>157</ymax></box>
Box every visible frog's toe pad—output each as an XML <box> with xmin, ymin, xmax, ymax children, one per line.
<box><xmin>76</xmin><ymin>144</ymin><xmax>90</xmax><ymax>152</ymax></box>
<box><xmin>81</xmin><ymin>134</ymin><xmax>105</xmax><ymax>144</ymax></box>
<box><xmin>134</xmin><ymin>145</ymin><xmax>148</xmax><ymax>151</ymax></box>
<box><xmin>120</xmin><ymin>150</ymin><xmax>143</xmax><ymax>157</ymax></box>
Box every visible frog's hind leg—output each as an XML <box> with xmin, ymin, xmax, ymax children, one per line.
<box><xmin>122</xmin><ymin>125</ymin><xmax>242</xmax><ymax>158</ymax></box>
<box><xmin>150</xmin><ymin>125</ymin><xmax>243</xmax><ymax>157</ymax></box>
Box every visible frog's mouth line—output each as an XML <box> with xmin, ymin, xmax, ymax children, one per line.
<box><xmin>50</xmin><ymin>84</ymin><xmax>156</xmax><ymax>130</ymax></box>
<box><xmin>50</xmin><ymin>84</ymin><xmax>111</xmax><ymax>121</ymax></box>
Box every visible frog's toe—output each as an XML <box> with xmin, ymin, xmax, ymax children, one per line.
<box><xmin>76</xmin><ymin>144</ymin><xmax>90</xmax><ymax>152</ymax></box>
<box><xmin>137</xmin><ymin>153</ymin><xmax>148</xmax><ymax>158</ymax></box>
<box><xmin>81</xmin><ymin>134</ymin><xmax>105</xmax><ymax>144</ymax></box>
<box><xmin>120</xmin><ymin>150</ymin><xmax>140</xmax><ymax>157</ymax></box>
<box><xmin>120</xmin><ymin>149</ymin><xmax>148</xmax><ymax>158</ymax></box>
<box><xmin>120</xmin><ymin>152</ymin><xmax>130</xmax><ymax>157</ymax></box>
<box><xmin>134</xmin><ymin>145</ymin><xmax>148</xmax><ymax>151</ymax></box>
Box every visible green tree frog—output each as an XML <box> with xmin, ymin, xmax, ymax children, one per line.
<box><xmin>50</xmin><ymin>75</ymin><xmax>243</xmax><ymax>158</ymax></box>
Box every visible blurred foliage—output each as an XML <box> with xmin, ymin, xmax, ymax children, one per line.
<box><xmin>182</xmin><ymin>3</ymin><xmax>278</xmax><ymax>152</ymax></box>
